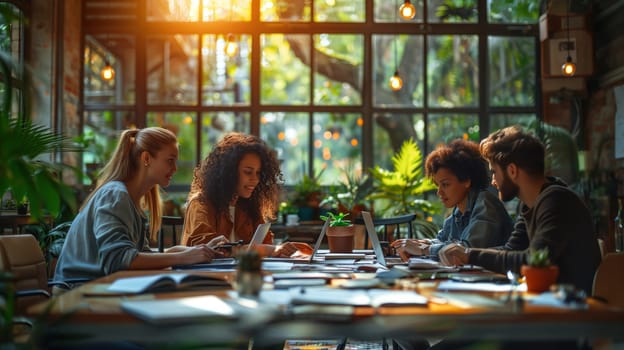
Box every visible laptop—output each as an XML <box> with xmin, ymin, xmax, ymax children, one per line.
<box><xmin>262</xmin><ymin>218</ymin><xmax>330</xmax><ymax>264</ymax></box>
<box><xmin>246</xmin><ymin>222</ymin><xmax>272</xmax><ymax>251</ymax></box>
<box><xmin>360</xmin><ymin>211</ymin><xmax>387</xmax><ymax>267</ymax></box>
<box><xmin>174</xmin><ymin>223</ymin><xmax>272</xmax><ymax>270</ymax></box>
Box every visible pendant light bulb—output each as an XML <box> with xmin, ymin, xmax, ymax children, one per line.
<box><xmin>389</xmin><ymin>71</ymin><xmax>403</xmax><ymax>91</ymax></box>
<box><xmin>399</xmin><ymin>0</ymin><xmax>416</xmax><ymax>20</ymax></box>
<box><xmin>100</xmin><ymin>60</ymin><xmax>115</xmax><ymax>81</ymax></box>
<box><xmin>561</xmin><ymin>56</ymin><xmax>576</xmax><ymax>76</ymax></box>
<box><xmin>224</xmin><ymin>34</ymin><xmax>239</xmax><ymax>58</ymax></box>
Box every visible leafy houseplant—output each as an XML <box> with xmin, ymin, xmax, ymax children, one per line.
<box><xmin>292</xmin><ymin>170</ymin><xmax>324</xmax><ymax>221</ymax></box>
<box><xmin>521</xmin><ymin>247</ymin><xmax>560</xmax><ymax>293</ymax></box>
<box><xmin>367</xmin><ymin>139</ymin><xmax>440</xmax><ymax>238</ymax></box>
<box><xmin>320</xmin><ymin>212</ymin><xmax>354</xmax><ymax>253</ymax></box>
<box><xmin>320</xmin><ymin>212</ymin><xmax>351</xmax><ymax>227</ymax></box>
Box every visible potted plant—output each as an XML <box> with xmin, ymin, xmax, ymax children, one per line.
<box><xmin>320</xmin><ymin>212</ymin><xmax>354</xmax><ymax>253</ymax></box>
<box><xmin>521</xmin><ymin>247</ymin><xmax>559</xmax><ymax>293</ymax></box>
<box><xmin>367</xmin><ymin>139</ymin><xmax>440</xmax><ymax>238</ymax></box>
<box><xmin>292</xmin><ymin>170</ymin><xmax>324</xmax><ymax>221</ymax></box>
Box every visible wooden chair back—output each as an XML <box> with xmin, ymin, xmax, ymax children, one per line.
<box><xmin>592</xmin><ymin>252</ymin><xmax>624</xmax><ymax>307</ymax></box>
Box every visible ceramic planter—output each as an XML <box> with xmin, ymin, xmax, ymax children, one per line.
<box><xmin>521</xmin><ymin>265</ymin><xmax>559</xmax><ymax>293</ymax></box>
<box><xmin>326</xmin><ymin>225</ymin><xmax>355</xmax><ymax>253</ymax></box>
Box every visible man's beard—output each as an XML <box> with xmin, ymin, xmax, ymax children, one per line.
<box><xmin>498</xmin><ymin>170</ymin><xmax>519</xmax><ymax>202</ymax></box>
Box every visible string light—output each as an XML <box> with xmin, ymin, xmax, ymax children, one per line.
<box><xmin>561</xmin><ymin>0</ymin><xmax>576</xmax><ymax>77</ymax></box>
<box><xmin>399</xmin><ymin>0</ymin><xmax>416</xmax><ymax>20</ymax></box>
<box><xmin>224</xmin><ymin>34</ymin><xmax>239</xmax><ymax>58</ymax></box>
<box><xmin>100</xmin><ymin>59</ymin><xmax>115</xmax><ymax>81</ymax></box>
<box><xmin>389</xmin><ymin>70</ymin><xmax>403</xmax><ymax>91</ymax></box>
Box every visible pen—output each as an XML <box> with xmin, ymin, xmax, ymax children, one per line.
<box><xmin>217</xmin><ymin>240</ymin><xmax>244</xmax><ymax>248</ymax></box>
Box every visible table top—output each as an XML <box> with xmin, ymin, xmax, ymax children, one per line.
<box><xmin>28</xmin><ymin>263</ymin><xmax>624</xmax><ymax>348</ymax></box>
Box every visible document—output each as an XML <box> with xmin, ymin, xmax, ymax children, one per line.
<box><xmin>121</xmin><ymin>295</ymin><xmax>277</xmax><ymax>324</ymax></box>
<box><xmin>106</xmin><ymin>273</ymin><xmax>230</xmax><ymax>294</ymax></box>
<box><xmin>289</xmin><ymin>287</ymin><xmax>428</xmax><ymax>308</ymax></box>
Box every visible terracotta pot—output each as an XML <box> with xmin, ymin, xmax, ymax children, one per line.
<box><xmin>521</xmin><ymin>265</ymin><xmax>559</xmax><ymax>293</ymax></box>
<box><xmin>326</xmin><ymin>225</ymin><xmax>355</xmax><ymax>253</ymax></box>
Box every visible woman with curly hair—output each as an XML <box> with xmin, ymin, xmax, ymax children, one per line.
<box><xmin>392</xmin><ymin>138</ymin><xmax>513</xmax><ymax>261</ymax></box>
<box><xmin>181</xmin><ymin>132</ymin><xmax>309</xmax><ymax>258</ymax></box>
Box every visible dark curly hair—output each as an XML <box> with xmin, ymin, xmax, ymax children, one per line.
<box><xmin>425</xmin><ymin>139</ymin><xmax>489</xmax><ymax>190</ymax></box>
<box><xmin>196</xmin><ymin>132</ymin><xmax>283</xmax><ymax>223</ymax></box>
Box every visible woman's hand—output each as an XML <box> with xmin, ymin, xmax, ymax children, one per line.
<box><xmin>271</xmin><ymin>242</ymin><xmax>303</xmax><ymax>258</ymax></box>
<box><xmin>206</xmin><ymin>235</ymin><xmax>230</xmax><ymax>249</ymax></box>
<box><xmin>169</xmin><ymin>244</ymin><xmax>226</xmax><ymax>265</ymax></box>
<box><xmin>391</xmin><ymin>239</ymin><xmax>431</xmax><ymax>261</ymax></box>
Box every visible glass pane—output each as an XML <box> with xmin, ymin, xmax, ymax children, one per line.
<box><xmin>200</xmin><ymin>112</ymin><xmax>250</xmax><ymax>158</ymax></box>
<box><xmin>315</xmin><ymin>0</ymin><xmax>365</xmax><ymax>22</ymax></box>
<box><xmin>429</xmin><ymin>0</ymin><xmax>477</xmax><ymax>23</ymax></box>
<box><xmin>202</xmin><ymin>34</ymin><xmax>251</xmax><ymax>105</ymax></box>
<box><xmin>147</xmin><ymin>0</ymin><xmax>199</xmax><ymax>21</ymax></box>
<box><xmin>488</xmin><ymin>36</ymin><xmax>536</xmax><ymax>107</ymax></box>
<box><xmin>146</xmin><ymin>112</ymin><xmax>197</xmax><ymax>186</ymax></box>
<box><xmin>261</xmin><ymin>34</ymin><xmax>310</xmax><ymax>105</ymax></box>
<box><xmin>314</xmin><ymin>34</ymin><xmax>363</xmax><ymax>106</ymax></box>
<box><xmin>261</xmin><ymin>0</ymin><xmax>311</xmax><ymax>22</ymax></box>
<box><xmin>489</xmin><ymin>114</ymin><xmax>536</xmax><ymax>133</ymax></box>
<box><xmin>373</xmin><ymin>35</ymin><xmax>424</xmax><ymax>107</ymax></box>
<box><xmin>373</xmin><ymin>113</ymin><xmax>425</xmax><ymax>170</ymax></box>
<box><xmin>84</xmin><ymin>35</ymin><xmax>136</xmax><ymax>105</ymax></box>
<box><xmin>428</xmin><ymin>35</ymin><xmax>478</xmax><ymax>108</ymax></box>
<box><xmin>82</xmin><ymin>111</ymin><xmax>136</xmax><ymax>185</ymax></box>
<box><xmin>427</xmin><ymin>114</ymin><xmax>479</xmax><ymax>153</ymax></box>
<box><xmin>488</xmin><ymin>0</ymin><xmax>539</xmax><ymax>23</ymax></box>
<box><xmin>146</xmin><ymin>35</ymin><xmax>198</xmax><ymax>106</ymax></box>
<box><xmin>374</xmin><ymin>0</ymin><xmax>424</xmax><ymax>23</ymax></box>
<box><xmin>312</xmin><ymin>113</ymin><xmax>362</xmax><ymax>185</ymax></box>
<box><xmin>202</xmin><ymin>0</ymin><xmax>251</xmax><ymax>21</ymax></box>
<box><xmin>260</xmin><ymin>112</ymin><xmax>309</xmax><ymax>185</ymax></box>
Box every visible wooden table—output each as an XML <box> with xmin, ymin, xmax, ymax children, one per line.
<box><xmin>28</xmin><ymin>269</ymin><xmax>624</xmax><ymax>348</ymax></box>
<box><xmin>0</xmin><ymin>213</ymin><xmax>52</xmax><ymax>234</ymax></box>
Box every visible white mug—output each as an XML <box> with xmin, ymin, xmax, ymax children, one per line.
<box><xmin>286</xmin><ymin>214</ymin><xmax>299</xmax><ymax>226</ymax></box>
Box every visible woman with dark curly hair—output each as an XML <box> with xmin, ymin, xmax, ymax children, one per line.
<box><xmin>181</xmin><ymin>132</ymin><xmax>309</xmax><ymax>258</ymax></box>
<box><xmin>392</xmin><ymin>139</ymin><xmax>513</xmax><ymax>261</ymax></box>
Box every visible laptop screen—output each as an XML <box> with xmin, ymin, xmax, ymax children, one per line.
<box><xmin>246</xmin><ymin>223</ymin><xmax>272</xmax><ymax>251</ymax></box>
<box><xmin>360</xmin><ymin>211</ymin><xmax>386</xmax><ymax>267</ymax></box>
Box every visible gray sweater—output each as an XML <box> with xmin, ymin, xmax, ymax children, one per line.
<box><xmin>53</xmin><ymin>181</ymin><xmax>150</xmax><ymax>282</ymax></box>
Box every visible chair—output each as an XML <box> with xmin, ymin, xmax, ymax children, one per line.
<box><xmin>0</xmin><ymin>234</ymin><xmax>83</xmax><ymax>315</ymax></box>
<box><xmin>0</xmin><ymin>234</ymin><xmax>54</xmax><ymax>317</ymax></box>
<box><xmin>158</xmin><ymin>216</ymin><xmax>184</xmax><ymax>252</ymax></box>
<box><xmin>353</xmin><ymin>213</ymin><xmax>417</xmax><ymax>249</ymax></box>
<box><xmin>592</xmin><ymin>252</ymin><xmax>624</xmax><ymax>307</ymax></box>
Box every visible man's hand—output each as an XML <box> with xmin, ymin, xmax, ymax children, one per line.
<box><xmin>391</xmin><ymin>239</ymin><xmax>431</xmax><ymax>261</ymax></box>
<box><xmin>439</xmin><ymin>243</ymin><xmax>470</xmax><ymax>266</ymax></box>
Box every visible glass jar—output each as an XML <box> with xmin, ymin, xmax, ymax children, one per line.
<box><xmin>235</xmin><ymin>250</ymin><xmax>263</xmax><ymax>298</ymax></box>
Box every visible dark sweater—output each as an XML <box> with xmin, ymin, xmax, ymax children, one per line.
<box><xmin>468</xmin><ymin>179</ymin><xmax>601</xmax><ymax>295</ymax></box>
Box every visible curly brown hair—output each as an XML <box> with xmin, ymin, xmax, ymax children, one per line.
<box><xmin>196</xmin><ymin>133</ymin><xmax>283</xmax><ymax>223</ymax></box>
<box><xmin>425</xmin><ymin>139</ymin><xmax>489</xmax><ymax>190</ymax></box>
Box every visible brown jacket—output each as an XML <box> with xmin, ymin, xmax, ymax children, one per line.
<box><xmin>181</xmin><ymin>193</ymin><xmax>274</xmax><ymax>246</ymax></box>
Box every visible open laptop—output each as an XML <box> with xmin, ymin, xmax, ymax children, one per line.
<box><xmin>173</xmin><ymin>222</ymin><xmax>272</xmax><ymax>270</ymax></box>
<box><xmin>360</xmin><ymin>211</ymin><xmax>406</xmax><ymax>267</ymax></box>
<box><xmin>262</xmin><ymin>218</ymin><xmax>330</xmax><ymax>264</ymax></box>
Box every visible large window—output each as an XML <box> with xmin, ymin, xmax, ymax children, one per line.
<box><xmin>0</xmin><ymin>2</ymin><xmax>25</xmax><ymax>119</ymax></box>
<box><xmin>82</xmin><ymin>0</ymin><xmax>540</xmax><ymax>191</ymax></box>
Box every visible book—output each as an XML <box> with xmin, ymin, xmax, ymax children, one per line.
<box><xmin>106</xmin><ymin>273</ymin><xmax>230</xmax><ymax>294</ymax></box>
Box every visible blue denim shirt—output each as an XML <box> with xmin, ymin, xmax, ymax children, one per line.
<box><xmin>429</xmin><ymin>188</ymin><xmax>513</xmax><ymax>256</ymax></box>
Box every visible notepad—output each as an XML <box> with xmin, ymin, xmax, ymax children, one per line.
<box><xmin>106</xmin><ymin>273</ymin><xmax>230</xmax><ymax>294</ymax></box>
<box><xmin>289</xmin><ymin>287</ymin><xmax>428</xmax><ymax>308</ymax></box>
